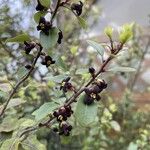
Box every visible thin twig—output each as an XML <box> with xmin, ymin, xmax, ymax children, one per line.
<box><xmin>50</xmin><ymin>0</ymin><xmax>61</xmax><ymax>24</ymax></box>
<box><xmin>0</xmin><ymin>45</ymin><xmax>42</xmax><ymax>118</ymax></box>
<box><xmin>130</xmin><ymin>37</ymin><xmax>150</xmax><ymax>91</ymax></box>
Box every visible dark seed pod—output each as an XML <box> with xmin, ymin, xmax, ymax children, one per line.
<box><xmin>57</xmin><ymin>30</ymin><xmax>63</xmax><ymax>44</ymax></box>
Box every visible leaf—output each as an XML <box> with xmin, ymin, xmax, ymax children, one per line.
<box><xmin>119</xmin><ymin>23</ymin><xmax>134</xmax><ymax>43</ymax></box>
<box><xmin>6</xmin><ymin>33</ymin><xmax>30</xmax><ymax>43</ymax></box>
<box><xmin>32</xmin><ymin>102</ymin><xmax>59</xmax><ymax>121</ymax></box>
<box><xmin>0</xmin><ymin>117</ymin><xmax>18</xmax><ymax>132</ymax></box>
<box><xmin>87</xmin><ymin>40</ymin><xmax>105</xmax><ymax>57</ymax></box>
<box><xmin>21</xmin><ymin>135</ymin><xmax>46</xmax><ymax>150</ymax></box>
<box><xmin>104</xmin><ymin>26</ymin><xmax>113</xmax><ymax>38</ymax></box>
<box><xmin>16</xmin><ymin>66</ymin><xmax>28</xmax><ymax>79</ymax></box>
<box><xmin>128</xmin><ymin>142</ymin><xmax>138</xmax><ymax>150</ymax></box>
<box><xmin>0</xmin><ymin>83</ymin><xmax>11</xmax><ymax>93</ymax></box>
<box><xmin>75</xmin><ymin>68</ymin><xmax>88</xmax><ymax>75</ymax></box>
<box><xmin>0</xmin><ymin>138</ymin><xmax>20</xmax><ymax>150</ymax></box>
<box><xmin>7</xmin><ymin>98</ymin><xmax>26</xmax><ymax>109</ymax></box>
<box><xmin>55</xmin><ymin>56</ymin><xmax>68</xmax><ymax>71</ymax></box>
<box><xmin>108</xmin><ymin>67</ymin><xmax>136</xmax><ymax>73</ymax></box>
<box><xmin>39</xmin><ymin>0</ymin><xmax>51</xmax><ymax>8</ymax></box>
<box><xmin>40</xmin><ymin>27</ymin><xmax>59</xmax><ymax>50</ymax></box>
<box><xmin>70</xmin><ymin>46</ymin><xmax>78</xmax><ymax>55</ymax></box>
<box><xmin>74</xmin><ymin>95</ymin><xmax>98</xmax><ymax>127</ymax></box>
<box><xmin>110</xmin><ymin>120</ymin><xmax>121</xmax><ymax>132</ymax></box>
<box><xmin>44</xmin><ymin>74</ymin><xmax>68</xmax><ymax>83</ymax></box>
<box><xmin>34</xmin><ymin>11</ymin><xmax>46</xmax><ymax>23</ymax></box>
<box><xmin>77</xmin><ymin>16</ymin><xmax>88</xmax><ymax>29</ymax></box>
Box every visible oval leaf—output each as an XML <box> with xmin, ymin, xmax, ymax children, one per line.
<box><xmin>6</xmin><ymin>33</ymin><xmax>30</xmax><ymax>43</ymax></box>
<box><xmin>74</xmin><ymin>95</ymin><xmax>98</xmax><ymax>127</ymax></box>
<box><xmin>108</xmin><ymin>67</ymin><xmax>136</xmax><ymax>73</ymax></box>
<box><xmin>40</xmin><ymin>27</ymin><xmax>59</xmax><ymax>50</ymax></box>
<box><xmin>87</xmin><ymin>40</ymin><xmax>105</xmax><ymax>57</ymax></box>
<box><xmin>34</xmin><ymin>11</ymin><xmax>46</xmax><ymax>23</ymax></box>
<box><xmin>39</xmin><ymin>0</ymin><xmax>51</xmax><ymax>8</ymax></box>
<box><xmin>77</xmin><ymin>16</ymin><xmax>88</xmax><ymax>29</ymax></box>
<box><xmin>32</xmin><ymin>102</ymin><xmax>59</xmax><ymax>121</ymax></box>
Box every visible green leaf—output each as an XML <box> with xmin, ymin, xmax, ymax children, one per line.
<box><xmin>16</xmin><ymin>66</ymin><xmax>28</xmax><ymax>79</ymax></box>
<box><xmin>34</xmin><ymin>11</ymin><xmax>46</xmax><ymax>23</ymax></box>
<box><xmin>70</xmin><ymin>46</ymin><xmax>78</xmax><ymax>55</ymax></box>
<box><xmin>0</xmin><ymin>138</ymin><xmax>20</xmax><ymax>150</ymax></box>
<box><xmin>75</xmin><ymin>68</ymin><xmax>88</xmax><ymax>75</ymax></box>
<box><xmin>128</xmin><ymin>142</ymin><xmax>138</xmax><ymax>150</ymax></box>
<box><xmin>7</xmin><ymin>98</ymin><xmax>26</xmax><ymax>109</ymax></box>
<box><xmin>40</xmin><ymin>27</ymin><xmax>59</xmax><ymax>50</ymax></box>
<box><xmin>108</xmin><ymin>67</ymin><xmax>136</xmax><ymax>73</ymax></box>
<box><xmin>119</xmin><ymin>23</ymin><xmax>134</xmax><ymax>44</ymax></box>
<box><xmin>55</xmin><ymin>56</ymin><xmax>68</xmax><ymax>71</ymax></box>
<box><xmin>6</xmin><ymin>33</ymin><xmax>30</xmax><ymax>43</ymax></box>
<box><xmin>39</xmin><ymin>0</ymin><xmax>51</xmax><ymax>8</ymax></box>
<box><xmin>32</xmin><ymin>102</ymin><xmax>59</xmax><ymax>121</ymax></box>
<box><xmin>87</xmin><ymin>40</ymin><xmax>105</xmax><ymax>57</ymax></box>
<box><xmin>75</xmin><ymin>95</ymin><xmax>98</xmax><ymax>127</ymax></box>
<box><xmin>21</xmin><ymin>135</ymin><xmax>46</xmax><ymax>150</ymax></box>
<box><xmin>104</xmin><ymin>26</ymin><xmax>113</xmax><ymax>38</ymax></box>
<box><xmin>110</xmin><ymin>120</ymin><xmax>121</xmax><ymax>132</ymax></box>
<box><xmin>77</xmin><ymin>16</ymin><xmax>88</xmax><ymax>29</ymax></box>
<box><xmin>44</xmin><ymin>74</ymin><xmax>68</xmax><ymax>83</ymax></box>
<box><xmin>0</xmin><ymin>117</ymin><xmax>18</xmax><ymax>132</ymax></box>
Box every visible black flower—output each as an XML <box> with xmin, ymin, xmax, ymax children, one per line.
<box><xmin>59</xmin><ymin>121</ymin><xmax>72</xmax><ymax>136</ymax></box>
<box><xmin>71</xmin><ymin>1</ymin><xmax>83</xmax><ymax>16</ymax></box>
<box><xmin>36</xmin><ymin>0</ymin><xmax>47</xmax><ymax>11</ymax></box>
<box><xmin>53</xmin><ymin>106</ymin><xmax>73</xmax><ymax>122</ymax></box>
<box><xmin>37</xmin><ymin>17</ymin><xmax>51</xmax><ymax>35</ymax></box>
<box><xmin>24</xmin><ymin>41</ymin><xmax>36</xmax><ymax>54</ymax></box>
<box><xmin>41</xmin><ymin>56</ymin><xmax>55</xmax><ymax>67</ymax></box>
<box><xmin>60</xmin><ymin>77</ymin><xmax>74</xmax><ymax>93</ymax></box>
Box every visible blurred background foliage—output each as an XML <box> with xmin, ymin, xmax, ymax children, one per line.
<box><xmin>0</xmin><ymin>0</ymin><xmax>150</xmax><ymax>149</ymax></box>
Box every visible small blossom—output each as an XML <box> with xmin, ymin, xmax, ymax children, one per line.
<box><xmin>53</xmin><ymin>105</ymin><xmax>73</xmax><ymax>122</ymax></box>
<box><xmin>89</xmin><ymin>67</ymin><xmax>95</xmax><ymax>74</ymax></box>
<box><xmin>41</xmin><ymin>56</ymin><xmax>55</xmax><ymax>67</ymax></box>
<box><xmin>37</xmin><ymin>17</ymin><xmax>51</xmax><ymax>35</ymax></box>
<box><xmin>59</xmin><ymin>121</ymin><xmax>72</xmax><ymax>136</ymax></box>
<box><xmin>60</xmin><ymin>77</ymin><xmax>74</xmax><ymax>93</ymax></box>
<box><xmin>24</xmin><ymin>41</ymin><xmax>36</xmax><ymax>54</ymax></box>
<box><xmin>71</xmin><ymin>1</ymin><xmax>83</xmax><ymax>16</ymax></box>
<box><xmin>36</xmin><ymin>0</ymin><xmax>47</xmax><ymax>11</ymax></box>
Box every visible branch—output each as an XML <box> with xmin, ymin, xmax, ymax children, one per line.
<box><xmin>50</xmin><ymin>0</ymin><xmax>61</xmax><ymax>24</ymax></box>
<box><xmin>0</xmin><ymin>45</ymin><xmax>42</xmax><ymax>118</ymax></box>
<box><xmin>19</xmin><ymin>43</ymin><xmax>124</xmax><ymax>139</ymax></box>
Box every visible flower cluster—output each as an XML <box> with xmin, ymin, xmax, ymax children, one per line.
<box><xmin>53</xmin><ymin>105</ymin><xmax>73</xmax><ymax>136</ymax></box>
<box><xmin>84</xmin><ymin>79</ymin><xmax>107</xmax><ymax>105</ymax></box>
